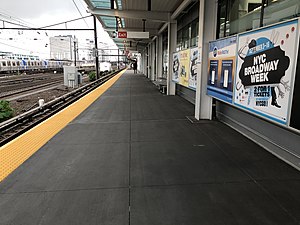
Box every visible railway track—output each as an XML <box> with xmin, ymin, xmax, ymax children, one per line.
<box><xmin>0</xmin><ymin>80</ymin><xmax>63</xmax><ymax>99</ymax></box>
<box><xmin>0</xmin><ymin>70</ymin><xmax>121</xmax><ymax>146</ymax></box>
<box><xmin>0</xmin><ymin>73</ymin><xmax>63</xmax><ymax>99</ymax></box>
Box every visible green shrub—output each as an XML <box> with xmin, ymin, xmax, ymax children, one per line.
<box><xmin>0</xmin><ymin>100</ymin><xmax>14</xmax><ymax>123</ymax></box>
<box><xmin>89</xmin><ymin>71</ymin><xmax>96</xmax><ymax>81</ymax></box>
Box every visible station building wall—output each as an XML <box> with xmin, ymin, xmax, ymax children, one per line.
<box><xmin>172</xmin><ymin>0</ymin><xmax>300</xmax><ymax>169</ymax></box>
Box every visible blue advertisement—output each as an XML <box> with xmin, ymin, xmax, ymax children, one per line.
<box><xmin>207</xmin><ymin>36</ymin><xmax>237</xmax><ymax>103</ymax></box>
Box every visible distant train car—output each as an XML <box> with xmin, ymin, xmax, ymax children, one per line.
<box><xmin>77</xmin><ymin>63</ymin><xmax>95</xmax><ymax>73</ymax></box>
<box><xmin>111</xmin><ymin>62</ymin><xmax>118</xmax><ymax>71</ymax></box>
<box><xmin>0</xmin><ymin>59</ymin><xmax>19</xmax><ymax>73</ymax></box>
<box><xmin>99</xmin><ymin>62</ymin><xmax>111</xmax><ymax>72</ymax></box>
<box><xmin>0</xmin><ymin>58</ymin><xmax>93</xmax><ymax>74</ymax></box>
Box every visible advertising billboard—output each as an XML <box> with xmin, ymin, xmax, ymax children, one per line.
<box><xmin>172</xmin><ymin>52</ymin><xmax>180</xmax><ymax>83</ymax></box>
<box><xmin>189</xmin><ymin>47</ymin><xmax>198</xmax><ymax>89</ymax></box>
<box><xmin>207</xmin><ymin>36</ymin><xmax>237</xmax><ymax>103</ymax></box>
<box><xmin>179</xmin><ymin>49</ymin><xmax>190</xmax><ymax>87</ymax></box>
<box><xmin>234</xmin><ymin>19</ymin><xmax>299</xmax><ymax>125</ymax></box>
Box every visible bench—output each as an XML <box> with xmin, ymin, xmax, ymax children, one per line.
<box><xmin>153</xmin><ymin>78</ymin><xmax>167</xmax><ymax>94</ymax></box>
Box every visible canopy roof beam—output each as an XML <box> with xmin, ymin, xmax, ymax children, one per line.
<box><xmin>90</xmin><ymin>9</ymin><xmax>170</xmax><ymax>22</ymax></box>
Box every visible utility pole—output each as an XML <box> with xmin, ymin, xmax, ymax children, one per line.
<box><xmin>74</xmin><ymin>40</ymin><xmax>77</xmax><ymax>66</ymax></box>
<box><xmin>93</xmin><ymin>15</ymin><xmax>99</xmax><ymax>79</ymax></box>
<box><xmin>118</xmin><ymin>49</ymin><xmax>120</xmax><ymax>69</ymax></box>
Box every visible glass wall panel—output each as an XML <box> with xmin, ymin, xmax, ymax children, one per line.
<box><xmin>217</xmin><ymin>0</ymin><xmax>262</xmax><ymax>36</ymax></box>
<box><xmin>217</xmin><ymin>0</ymin><xmax>300</xmax><ymax>38</ymax></box>
<box><xmin>191</xmin><ymin>20</ymin><xmax>199</xmax><ymax>47</ymax></box>
<box><xmin>177</xmin><ymin>29</ymin><xmax>183</xmax><ymax>51</ymax></box>
<box><xmin>218</xmin><ymin>1</ymin><xmax>227</xmax><ymax>38</ymax></box>
<box><xmin>182</xmin><ymin>25</ymin><xmax>190</xmax><ymax>49</ymax></box>
<box><xmin>263</xmin><ymin>0</ymin><xmax>300</xmax><ymax>26</ymax></box>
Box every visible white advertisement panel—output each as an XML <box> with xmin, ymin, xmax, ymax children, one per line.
<box><xmin>189</xmin><ymin>47</ymin><xmax>198</xmax><ymax>89</ymax></box>
<box><xmin>234</xmin><ymin>19</ymin><xmax>299</xmax><ymax>125</ymax></box>
<box><xmin>172</xmin><ymin>52</ymin><xmax>180</xmax><ymax>83</ymax></box>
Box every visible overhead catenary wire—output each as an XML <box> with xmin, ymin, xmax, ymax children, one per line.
<box><xmin>0</xmin><ymin>14</ymin><xmax>118</xmax><ymax>60</ymax></box>
<box><xmin>0</xmin><ymin>18</ymin><xmax>31</xmax><ymax>28</ymax></box>
<box><xmin>71</xmin><ymin>0</ymin><xmax>89</xmax><ymax>28</ymax></box>
<box><xmin>0</xmin><ymin>7</ymin><xmax>37</xmax><ymax>27</ymax></box>
<box><xmin>0</xmin><ymin>41</ymin><xmax>49</xmax><ymax>55</ymax></box>
<box><xmin>38</xmin><ymin>15</ymin><xmax>92</xmax><ymax>29</ymax></box>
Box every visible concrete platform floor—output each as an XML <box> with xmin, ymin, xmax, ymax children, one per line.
<box><xmin>0</xmin><ymin>71</ymin><xmax>300</xmax><ymax>225</ymax></box>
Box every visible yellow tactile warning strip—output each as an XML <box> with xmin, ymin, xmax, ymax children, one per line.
<box><xmin>0</xmin><ymin>70</ymin><xmax>126</xmax><ymax>182</ymax></box>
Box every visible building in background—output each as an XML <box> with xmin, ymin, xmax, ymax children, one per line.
<box><xmin>49</xmin><ymin>35</ymin><xmax>78</xmax><ymax>61</ymax></box>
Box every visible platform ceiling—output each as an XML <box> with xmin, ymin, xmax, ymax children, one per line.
<box><xmin>84</xmin><ymin>0</ymin><xmax>195</xmax><ymax>51</ymax></box>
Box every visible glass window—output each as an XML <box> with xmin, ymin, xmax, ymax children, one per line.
<box><xmin>263</xmin><ymin>0</ymin><xmax>300</xmax><ymax>26</ymax></box>
<box><xmin>217</xmin><ymin>0</ymin><xmax>299</xmax><ymax>38</ymax></box>
<box><xmin>177</xmin><ymin>29</ymin><xmax>183</xmax><ymax>51</ymax></box>
<box><xmin>182</xmin><ymin>25</ymin><xmax>190</xmax><ymax>49</ymax></box>
<box><xmin>217</xmin><ymin>0</ymin><xmax>262</xmax><ymax>37</ymax></box>
<box><xmin>191</xmin><ymin>20</ymin><xmax>199</xmax><ymax>47</ymax></box>
<box><xmin>217</xmin><ymin>0</ymin><xmax>227</xmax><ymax>38</ymax></box>
<box><xmin>227</xmin><ymin>0</ymin><xmax>262</xmax><ymax>35</ymax></box>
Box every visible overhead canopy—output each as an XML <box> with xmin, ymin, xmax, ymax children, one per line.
<box><xmin>84</xmin><ymin>0</ymin><xmax>197</xmax><ymax>51</ymax></box>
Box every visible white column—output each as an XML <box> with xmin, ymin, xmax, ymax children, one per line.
<box><xmin>140</xmin><ymin>51</ymin><xmax>144</xmax><ymax>74</ymax></box>
<box><xmin>151</xmin><ymin>41</ymin><xmax>156</xmax><ymax>81</ymax></box>
<box><xmin>194</xmin><ymin>0</ymin><xmax>217</xmax><ymax>120</ymax></box>
<box><xmin>167</xmin><ymin>22</ymin><xmax>177</xmax><ymax>95</ymax></box>
<box><xmin>157</xmin><ymin>35</ymin><xmax>163</xmax><ymax>79</ymax></box>
<box><xmin>147</xmin><ymin>44</ymin><xmax>151</xmax><ymax>79</ymax></box>
<box><xmin>143</xmin><ymin>50</ymin><xmax>147</xmax><ymax>75</ymax></box>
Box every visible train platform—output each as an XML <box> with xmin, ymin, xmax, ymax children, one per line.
<box><xmin>0</xmin><ymin>70</ymin><xmax>300</xmax><ymax>225</ymax></box>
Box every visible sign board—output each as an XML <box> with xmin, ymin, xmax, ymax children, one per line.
<box><xmin>118</xmin><ymin>31</ymin><xmax>127</xmax><ymax>38</ymax></box>
<box><xmin>116</xmin><ymin>31</ymin><xmax>149</xmax><ymax>39</ymax></box>
<box><xmin>127</xmin><ymin>32</ymin><xmax>149</xmax><ymax>39</ymax></box>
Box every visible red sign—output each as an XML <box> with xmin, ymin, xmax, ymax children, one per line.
<box><xmin>118</xmin><ymin>31</ymin><xmax>127</xmax><ymax>38</ymax></box>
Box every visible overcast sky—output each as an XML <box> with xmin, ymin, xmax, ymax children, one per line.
<box><xmin>0</xmin><ymin>0</ymin><xmax>117</xmax><ymax>59</ymax></box>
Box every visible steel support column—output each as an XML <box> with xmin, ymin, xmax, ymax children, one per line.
<box><xmin>167</xmin><ymin>22</ymin><xmax>177</xmax><ymax>95</ymax></box>
<box><xmin>151</xmin><ymin>41</ymin><xmax>156</xmax><ymax>81</ymax></box>
<box><xmin>93</xmin><ymin>15</ymin><xmax>99</xmax><ymax>79</ymax></box>
<box><xmin>157</xmin><ymin>35</ymin><xmax>163</xmax><ymax>79</ymax></box>
<box><xmin>194</xmin><ymin>0</ymin><xmax>216</xmax><ymax>120</ymax></box>
<box><xmin>147</xmin><ymin>44</ymin><xmax>151</xmax><ymax>79</ymax></box>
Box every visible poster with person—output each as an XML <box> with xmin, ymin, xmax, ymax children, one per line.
<box><xmin>207</xmin><ymin>36</ymin><xmax>237</xmax><ymax>103</ymax></box>
<box><xmin>189</xmin><ymin>47</ymin><xmax>198</xmax><ymax>89</ymax></box>
<box><xmin>172</xmin><ymin>52</ymin><xmax>180</xmax><ymax>83</ymax></box>
<box><xmin>179</xmin><ymin>49</ymin><xmax>190</xmax><ymax>87</ymax></box>
<box><xmin>234</xmin><ymin>19</ymin><xmax>299</xmax><ymax>125</ymax></box>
